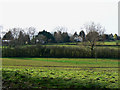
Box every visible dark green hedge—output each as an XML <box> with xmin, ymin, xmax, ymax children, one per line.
<box><xmin>2</xmin><ymin>45</ymin><xmax>120</xmax><ymax>58</ymax></box>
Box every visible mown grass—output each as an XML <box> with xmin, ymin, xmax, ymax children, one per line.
<box><xmin>2</xmin><ymin>58</ymin><xmax>119</xmax><ymax>67</ymax></box>
<box><xmin>2</xmin><ymin>58</ymin><xmax>120</xmax><ymax>89</ymax></box>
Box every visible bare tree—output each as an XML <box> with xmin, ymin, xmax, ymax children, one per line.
<box><xmin>27</xmin><ymin>27</ymin><xmax>36</xmax><ymax>40</ymax></box>
<box><xmin>10</xmin><ymin>28</ymin><xmax>21</xmax><ymax>39</ymax></box>
<box><xmin>18</xmin><ymin>31</ymin><xmax>25</xmax><ymax>45</ymax></box>
<box><xmin>84</xmin><ymin>22</ymin><xmax>105</xmax><ymax>57</ymax></box>
<box><xmin>54</xmin><ymin>31</ymin><xmax>63</xmax><ymax>43</ymax></box>
<box><xmin>53</xmin><ymin>26</ymin><xmax>68</xmax><ymax>43</ymax></box>
<box><xmin>54</xmin><ymin>26</ymin><xmax>68</xmax><ymax>33</ymax></box>
<box><xmin>8</xmin><ymin>28</ymin><xmax>26</xmax><ymax>46</ymax></box>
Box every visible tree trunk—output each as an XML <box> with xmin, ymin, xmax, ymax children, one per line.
<box><xmin>91</xmin><ymin>45</ymin><xmax>94</xmax><ymax>58</ymax></box>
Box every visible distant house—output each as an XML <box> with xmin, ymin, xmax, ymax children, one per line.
<box><xmin>74</xmin><ymin>36</ymin><xmax>83</xmax><ymax>42</ymax></box>
<box><xmin>2</xmin><ymin>40</ymin><xmax>11</xmax><ymax>43</ymax></box>
<box><xmin>35</xmin><ymin>34</ymin><xmax>47</xmax><ymax>44</ymax></box>
<box><xmin>103</xmin><ymin>34</ymin><xmax>115</xmax><ymax>41</ymax></box>
<box><xmin>2</xmin><ymin>40</ymin><xmax>11</xmax><ymax>46</ymax></box>
<box><xmin>36</xmin><ymin>39</ymin><xmax>45</xmax><ymax>44</ymax></box>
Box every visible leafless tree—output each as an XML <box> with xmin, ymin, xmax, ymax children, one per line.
<box><xmin>27</xmin><ymin>27</ymin><xmax>36</xmax><ymax>40</ymax></box>
<box><xmin>54</xmin><ymin>31</ymin><xmax>63</xmax><ymax>43</ymax></box>
<box><xmin>7</xmin><ymin>28</ymin><xmax>26</xmax><ymax>46</ymax></box>
<box><xmin>84</xmin><ymin>22</ymin><xmax>105</xmax><ymax>57</ymax></box>
<box><xmin>53</xmin><ymin>26</ymin><xmax>68</xmax><ymax>43</ymax></box>
<box><xmin>54</xmin><ymin>26</ymin><xmax>68</xmax><ymax>33</ymax></box>
<box><xmin>10</xmin><ymin>28</ymin><xmax>22</xmax><ymax>39</ymax></box>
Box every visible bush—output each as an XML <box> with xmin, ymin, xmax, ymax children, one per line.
<box><xmin>2</xmin><ymin>45</ymin><xmax>120</xmax><ymax>58</ymax></box>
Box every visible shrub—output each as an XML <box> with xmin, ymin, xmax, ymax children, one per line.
<box><xmin>2</xmin><ymin>45</ymin><xmax>120</xmax><ymax>58</ymax></box>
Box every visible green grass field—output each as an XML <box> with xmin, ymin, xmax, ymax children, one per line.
<box><xmin>2</xmin><ymin>58</ymin><xmax>120</xmax><ymax>89</ymax></box>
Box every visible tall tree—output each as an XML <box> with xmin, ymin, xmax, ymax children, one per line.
<box><xmin>27</xmin><ymin>27</ymin><xmax>36</xmax><ymax>40</ymax></box>
<box><xmin>2</xmin><ymin>31</ymin><xmax>14</xmax><ymax>46</ymax></box>
<box><xmin>54</xmin><ymin>26</ymin><xmax>68</xmax><ymax>33</ymax></box>
<box><xmin>54</xmin><ymin>31</ymin><xmax>63</xmax><ymax>43</ymax></box>
<box><xmin>10</xmin><ymin>28</ymin><xmax>21</xmax><ymax>39</ymax></box>
<box><xmin>84</xmin><ymin>22</ymin><xmax>105</xmax><ymax>57</ymax></box>
<box><xmin>79</xmin><ymin>30</ymin><xmax>85</xmax><ymax>41</ymax></box>
<box><xmin>2</xmin><ymin>31</ymin><xmax>14</xmax><ymax>40</ymax></box>
<box><xmin>18</xmin><ymin>31</ymin><xmax>25</xmax><ymax>45</ymax></box>
<box><xmin>62</xmin><ymin>32</ymin><xmax>70</xmax><ymax>42</ymax></box>
<box><xmin>53</xmin><ymin>26</ymin><xmax>68</xmax><ymax>43</ymax></box>
<box><xmin>37</xmin><ymin>30</ymin><xmax>55</xmax><ymax>43</ymax></box>
<box><xmin>24</xmin><ymin>34</ymin><xmax>30</xmax><ymax>44</ymax></box>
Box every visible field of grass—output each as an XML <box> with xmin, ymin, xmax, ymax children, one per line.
<box><xmin>102</xmin><ymin>41</ymin><xmax>120</xmax><ymax>45</ymax></box>
<box><xmin>96</xmin><ymin>46</ymin><xmax>119</xmax><ymax>49</ymax></box>
<box><xmin>96</xmin><ymin>41</ymin><xmax>117</xmax><ymax>45</ymax></box>
<box><xmin>1</xmin><ymin>41</ymin><xmax>120</xmax><ymax>50</ymax></box>
<box><xmin>43</xmin><ymin>41</ymin><xmax>120</xmax><ymax>49</ymax></box>
<box><xmin>46</xmin><ymin>41</ymin><xmax>120</xmax><ymax>45</ymax></box>
<box><xmin>2</xmin><ymin>58</ymin><xmax>120</xmax><ymax>89</ymax></box>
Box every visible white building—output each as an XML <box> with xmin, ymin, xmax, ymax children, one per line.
<box><xmin>74</xmin><ymin>36</ymin><xmax>83</xmax><ymax>42</ymax></box>
<box><xmin>2</xmin><ymin>40</ymin><xmax>11</xmax><ymax>42</ymax></box>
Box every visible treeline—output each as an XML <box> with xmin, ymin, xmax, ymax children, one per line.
<box><xmin>2</xmin><ymin>45</ymin><xmax>120</xmax><ymax>58</ymax></box>
<box><xmin>1</xmin><ymin>26</ymin><xmax>120</xmax><ymax>47</ymax></box>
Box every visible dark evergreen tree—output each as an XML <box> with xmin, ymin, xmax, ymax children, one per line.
<box><xmin>18</xmin><ymin>31</ymin><xmax>25</xmax><ymax>45</ymax></box>
<box><xmin>79</xmin><ymin>30</ymin><xmax>85</xmax><ymax>41</ymax></box>
<box><xmin>62</xmin><ymin>32</ymin><xmax>70</xmax><ymax>42</ymax></box>
<box><xmin>2</xmin><ymin>31</ymin><xmax>14</xmax><ymax>40</ymax></box>
<box><xmin>24</xmin><ymin>34</ymin><xmax>30</xmax><ymax>44</ymax></box>
<box><xmin>37</xmin><ymin>30</ymin><xmax>55</xmax><ymax>43</ymax></box>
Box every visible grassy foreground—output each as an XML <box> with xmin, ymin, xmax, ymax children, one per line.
<box><xmin>2</xmin><ymin>58</ymin><xmax>120</xmax><ymax>89</ymax></box>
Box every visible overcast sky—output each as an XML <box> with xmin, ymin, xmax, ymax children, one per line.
<box><xmin>0</xmin><ymin>0</ymin><xmax>119</xmax><ymax>35</ymax></box>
